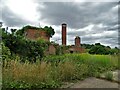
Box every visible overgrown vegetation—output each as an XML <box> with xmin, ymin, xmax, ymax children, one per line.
<box><xmin>105</xmin><ymin>71</ymin><xmax>113</xmax><ymax>81</ymax></box>
<box><xmin>2</xmin><ymin>53</ymin><xmax>119</xmax><ymax>89</ymax></box>
<box><xmin>2</xmin><ymin>27</ymin><xmax>50</xmax><ymax>62</ymax></box>
<box><xmin>81</xmin><ymin>43</ymin><xmax>120</xmax><ymax>55</ymax></box>
<box><xmin>1</xmin><ymin>26</ymin><xmax>119</xmax><ymax>89</ymax></box>
<box><xmin>16</xmin><ymin>25</ymin><xmax>55</xmax><ymax>37</ymax></box>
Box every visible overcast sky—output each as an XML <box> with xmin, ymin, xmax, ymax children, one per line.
<box><xmin>0</xmin><ymin>0</ymin><xmax>119</xmax><ymax>48</ymax></box>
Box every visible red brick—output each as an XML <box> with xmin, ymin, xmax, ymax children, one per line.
<box><xmin>75</xmin><ymin>36</ymin><xmax>81</xmax><ymax>47</ymax></box>
<box><xmin>25</xmin><ymin>29</ymin><xmax>50</xmax><ymax>41</ymax></box>
<box><xmin>62</xmin><ymin>23</ymin><xmax>67</xmax><ymax>46</ymax></box>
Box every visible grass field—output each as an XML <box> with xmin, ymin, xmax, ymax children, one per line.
<box><xmin>0</xmin><ymin>64</ymin><xmax>2</xmax><ymax>89</ymax></box>
<box><xmin>2</xmin><ymin>53</ymin><xmax>119</xmax><ymax>89</ymax></box>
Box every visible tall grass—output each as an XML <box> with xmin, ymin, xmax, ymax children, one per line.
<box><xmin>2</xmin><ymin>53</ymin><xmax>119</xmax><ymax>88</ymax></box>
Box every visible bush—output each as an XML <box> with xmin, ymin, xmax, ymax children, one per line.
<box><xmin>1</xmin><ymin>42</ymin><xmax>11</xmax><ymax>61</ymax></box>
<box><xmin>105</xmin><ymin>71</ymin><xmax>113</xmax><ymax>81</ymax></box>
<box><xmin>2</xmin><ymin>53</ymin><xmax>118</xmax><ymax>89</ymax></box>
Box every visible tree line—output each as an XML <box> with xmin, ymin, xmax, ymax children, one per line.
<box><xmin>81</xmin><ymin>43</ymin><xmax>120</xmax><ymax>55</ymax></box>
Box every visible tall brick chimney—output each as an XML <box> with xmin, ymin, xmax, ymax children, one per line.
<box><xmin>75</xmin><ymin>36</ymin><xmax>81</xmax><ymax>47</ymax></box>
<box><xmin>62</xmin><ymin>23</ymin><xmax>67</xmax><ymax>45</ymax></box>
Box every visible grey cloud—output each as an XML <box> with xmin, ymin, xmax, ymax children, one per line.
<box><xmin>37</xmin><ymin>2</ymin><xmax>117</xmax><ymax>29</ymax></box>
<box><xmin>67</xmin><ymin>30</ymin><xmax>86</xmax><ymax>36</ymax></box>
<box><xmin>2</xmin><ymin>5</ymin><xmax>33</xmax><ymax>27</ymax></box>
<box><xmin>1</xmin><ymin>1</ymin><xmax>119</xmax><ymax>48</ymax></box>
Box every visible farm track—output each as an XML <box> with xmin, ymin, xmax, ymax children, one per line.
<box><xmin>61</xmin><ymin>70</ymin><xmax>120</xmax><ymax>89</ymax></box>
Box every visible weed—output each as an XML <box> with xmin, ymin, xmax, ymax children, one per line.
<box><xmin>105</xmin><ymin>71</ymin><xmax>113</xmax><ymax>81</ymax></box>
<box><xmin>2</xmin><ymin>53</ymin><xmax>118</xmax><ymax>88</ymax></box>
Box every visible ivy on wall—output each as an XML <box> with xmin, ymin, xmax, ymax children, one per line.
<box><xmin>16</xmin><ymin>25</ymin><xmax>55</xmax><ymax>38</ymax></box>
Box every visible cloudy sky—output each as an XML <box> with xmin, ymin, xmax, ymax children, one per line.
<box><xmin>0</xmin><ymin>0</ymin><xmax>119</xmax><ymax>48</ymax></box>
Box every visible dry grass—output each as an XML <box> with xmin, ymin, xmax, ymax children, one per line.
<box><xmin>2</xmin><ymin>53</ymin><xmax>119</xmax><ymax>88</ymax></box>
<box><xmin>58</xmin><ymin>61</ymin><xmax>76</xmax><ymax>81</ymax></box>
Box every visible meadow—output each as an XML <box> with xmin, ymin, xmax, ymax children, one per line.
<box><xmin>2</xmin><ymin>53</ymin><xmax>119</xmax><ymax>89</ymax></box>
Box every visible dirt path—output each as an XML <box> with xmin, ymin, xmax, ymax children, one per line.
<box><xmin>61</xmin><ymin>70</ymin><xmax>120</xmax><ymax>89</ymax></box>
<box><xmin>70</xmin><ymin>77</ymin><xmax>119</xmax><ymax>88</ymax></box>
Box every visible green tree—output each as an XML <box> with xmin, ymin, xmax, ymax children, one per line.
<box><xmin>89</xmin><ymin>43</ymin><xmax>109</xmax><ymax>55</ymax></box>
<box><xmin>1</xmin><ymin>42</ymin><xmax>11</xmax><ymax>60</ymax></box>
<box><xmin>43</xmin><ymin>26</ymin><xmax>55</xmax><ymax>37</ymax></box>
<box><xmin>10</xmin><ymin>29</ymin><xmax>17</xmax><ymax>35</ymax></box>
<box><xmin>2</xmin><ymin>27</ymin><xmax>46</xmax><ymax>62</ymax></box>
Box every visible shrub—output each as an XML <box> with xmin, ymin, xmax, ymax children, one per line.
<box><xmin>105</xmin><ymin>71</ymin><xmax>113</xmax><ymax>81</ymax></box>
<box><xmin>2</xmin><ymin>53</ymin><xmax>118</xmax><ymax>89</ymax></box>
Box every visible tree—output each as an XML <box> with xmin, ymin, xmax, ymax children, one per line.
<box><xmin>10</xmin><ymin>29</ymin><xmax>17</xmax><ymax>34</ymax></box>
<box><xmin>1</xmin><ymin>42</ymin><xmax>11</xmax><ymax>60</ymax></box>
<box><xmin>2</xmin><ymin>26</ymin><xmax>47</xmax><ymax>62</ymax></box>
<box><xmin>43</xmin><ymin>26</ymin><xmax>55</xmax><ymax>37</ymax></box>
<box><xmin>16</xmin><ymin>25</ymin><xmax>55</xmax><ymax>38</ymax></box>
<box><xmin>89</xmin><ymin>43</ymin><xmax>110</xmax><ymax>55</ymax></box>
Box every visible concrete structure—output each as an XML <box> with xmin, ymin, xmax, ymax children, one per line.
<box><xmin>62</xmin><ymin>23</ymin><xmax>67</xmax><ymax>46</ymax></box>
<box><xmin>25</xmin><ymin>29</ymin><xmax>50</xmax><ymax>41</ymax></box>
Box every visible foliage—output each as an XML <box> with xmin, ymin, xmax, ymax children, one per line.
<box><xmin>16</xmin><ymin>25</ymin><xmax>55</xmax><ymax>38</ymax></box>
<box><xmin>2</xmin><ymin>28</ymin><xmax>48</xmax><ymax>62</ymax></box>
<box><xmin>43</xmin><ymin>26</ymin><xmax>55</xmax><ymax>37</ymax></box>
<box><xmin>81</xmin><ymin>43</ymin><xmax>94</xmax><ymax>49</ymax></box>
<box><xmin>105</xmin><ymin>71</ymin><xmax>113</xmax><ymax>81</ymax></box>
<box><xmin>88</xmin><ymin>43</ymin><xmax>120</xmax><ymax>55</ymax></box>
<box><xmin>10</xmin><ymin>29</ymin><xmax>17</xmax><ymax>35</ymax></box>
<box><xmin>16</xmin><ymin>25</ymin><xmax>40</xmax><ymax>36</ymax></box>
<box><xmin>1</xmin><ymin>42</ymin><xmax>11</xmax><ymax>60</ymax></box>
<box><xmin>2</xmin><ymin>53</ymin><xmax>118</xmax><ymax>89</ymax></box>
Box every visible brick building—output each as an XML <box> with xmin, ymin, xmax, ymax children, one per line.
<box><xmin>61</xmin><ymin>23</ymin><xmax>85</xmax><ymax>53</ymax></box>
<box><xmin>68</xmin><ymin>36</ymin><xmax>85</xmax><ymax>53</ymax></box>
<box><xmin>48</xmin><ymin>44</ymin><xmax>56</xmax><ymax>55</ymax></box>
<box><xmin>25</xmin><ymin>28</ymin><xmax>50</xmax><ymax>41</ymax></box>
<box><xmin>24</xmin><ymin>23</ymin><xmax>85</xmax><ymax>55</ymax></box>
<box><xmin>24</xmin><ymin>27</ymin><xmax>56</xmax><ymax>55</ymax></box>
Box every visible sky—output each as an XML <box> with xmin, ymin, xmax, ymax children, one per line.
<box><xmin>0</xmin><ymin>0</ymin><xmax>119</xmax><ymax>48</ymax></box>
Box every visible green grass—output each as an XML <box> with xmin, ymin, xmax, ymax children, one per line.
<box><xmin>0</xmin><ymin>64</ymin><xmax>2</xmax><ymax>86</ymax></box>
<box><xmin>2</xmin><ymin>53</ymin><xmax>119</xmax><ymax>89</ymax></box>
<box><xmin>105</xmin><ymin>71</ymin><xmax>113</xmax><ymax>81</ymax></box>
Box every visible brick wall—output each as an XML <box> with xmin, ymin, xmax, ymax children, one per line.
<box><xmin>69</xmin><ymin>46</ymin><xmax>85</xmax><ymax>53</ymax></box>
<box><xmin>48</xmin><ymin>44</ymin><xmax>56</xmax><ymax>55</ymax></box>
<box><xmin>75</xmin><ymin>36</ymin><xmax>80</xmax><ymax>47</ymax></box>
<box><xmin>25</xmin><ymin>29</ymin><xmax>50</xmax><ymax>41</ymax></box>
<box><xmin>62</xmin><ymin>23</ymin><xmax>67</xmax><ymax>45</ymax></box>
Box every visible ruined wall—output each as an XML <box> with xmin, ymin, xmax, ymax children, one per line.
<box><xmin>48</xmin><ymin>44</ymin><xmax>56</xmax><ymax>55</ymax></box>
<box><xmin>69</xmin><ymin>46</ymin><xmax>85</xmax><ymax>53</ymax></box>
<box><xmin>25</xmin><ymin>29</ymin><xmax>50</xmax><ymax>41</ymax></box>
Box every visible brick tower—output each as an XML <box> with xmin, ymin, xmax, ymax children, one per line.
<box><xmin>75</xmin><ymin>36</ymin><xmax>81</xmax><ymax>47</ymax></box>
<box><xmin>62</xmin><ymin>23</ymin><xmax>67</xmax><ymax>45</ymax></box>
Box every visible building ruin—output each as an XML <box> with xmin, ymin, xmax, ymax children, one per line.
<box><xmin>25</xmin><ymin>23</ymin><xmax>85</xmax><ymax>54</ymax></box>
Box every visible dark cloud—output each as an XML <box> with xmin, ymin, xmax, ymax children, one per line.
<box><xmin>1</xmin><ymin>5</ymin><xmax>33</xmax><ymax>27</ymax></box>
<box><xmin>37</xmin><ymin>2</ymin><xmax>117</xmax><ymax>29</ymax></box>
<box><xmin>67</xmin><ymin>30</ymin><xmax>86</xmax><ymax>36</ymax></box>
<box><xmin>1</xmin><ymin>1</ymin><xmax>119</xmax><ymax>48</ymax></box>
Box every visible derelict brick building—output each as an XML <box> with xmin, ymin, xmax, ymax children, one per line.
<box><xmin>25</xmin><ymin>28</ymin><xmax>50</xmax><ymax>41</ymax></box>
